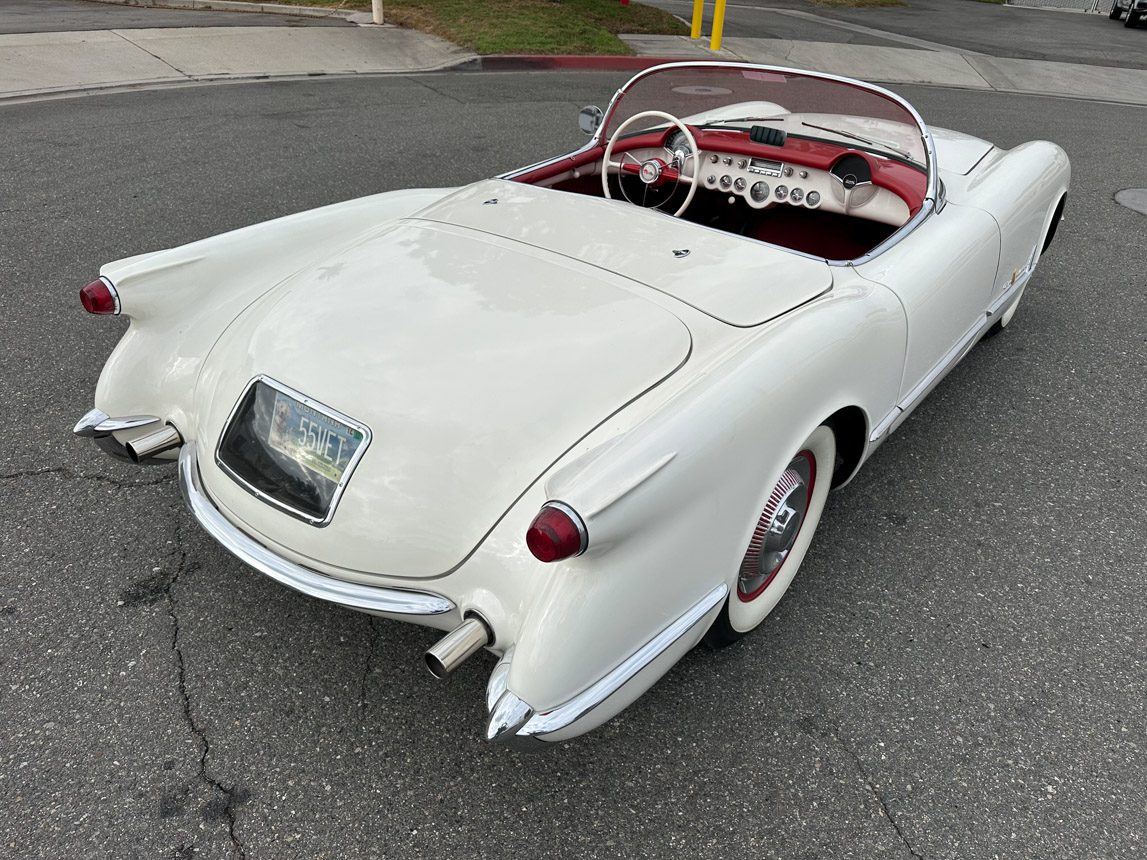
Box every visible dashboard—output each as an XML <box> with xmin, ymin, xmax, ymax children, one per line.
<box><xmin>633</xmin><ymin>125</ymin><xmax>923</xmax><ymax>228</ymax></box>
<box><xmin>694</xmin><ymin>150</ymin><xmax>911</xmax><ymax>227</ymax></box>
<box><xmin>516</xmin><ymin>124</ymin><xmax>926</xmax><ymax>233</ymax></box>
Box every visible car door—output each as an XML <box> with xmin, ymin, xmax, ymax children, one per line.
<box><xmin>855</xmin><ymin>199</ymin><xmax>1001</xmax><ymax>435</ymax></box>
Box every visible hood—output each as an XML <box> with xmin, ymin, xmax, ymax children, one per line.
<box><xmin>193</xmin><ymin>219</ymin><xmax>691</xmax><ymax>578</ymax></box>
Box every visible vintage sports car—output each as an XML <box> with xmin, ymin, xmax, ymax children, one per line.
<box><xmin>74</xmin><ymin>62</ymin><xmax>1069</xmax><ymax>749</ymax></box>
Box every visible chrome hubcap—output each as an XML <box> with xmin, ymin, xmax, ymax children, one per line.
<box><xmin>738</xmin><ymin>452</ymin><xmax>814</xmax><ymax>600</ymax></box>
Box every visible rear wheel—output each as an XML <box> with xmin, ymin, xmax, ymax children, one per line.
<box><xmin>704</xmin><ymin>425</ymin><xmax>835</xmax><ymax>648</ymax></box>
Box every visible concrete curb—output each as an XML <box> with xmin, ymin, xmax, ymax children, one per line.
<box><xmin>0</xmin><ymin>25</ymin><xmax>480</xmax><ymax>103</ymax></box>
<box><xmin>0</xmin><ymin>64</ymin><xmax>481</xmax><ymax>104</ymax></box>
<box><xmin>479</xmin><ymin>55</ymin><xmax>684</xmax><ymax>72</ymax></box>
<box><xmin>81</xmin><ymin>0</ymin><xmax>368</xmax><ymax>23</ymax></box>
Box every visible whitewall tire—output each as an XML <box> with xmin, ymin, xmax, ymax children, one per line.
<box><xmin>705</xmin><ymin>425</ymin><xmax>835</xmax><ymax>647</ymax></box>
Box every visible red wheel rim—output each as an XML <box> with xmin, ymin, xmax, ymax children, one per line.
<box><xmin>737</xmin><ymin>450</ymin><xmax>817</xmax><ymax>602</ymax></box>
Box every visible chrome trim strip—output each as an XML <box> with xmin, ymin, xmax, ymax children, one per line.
<box><xmin>891</xmin><ymin>317</ymin><xmax>983</xmax><ymax>435</ymax></box>
<box><xmin>986</xmin><ymin>265</ymin><xmax>1032</xmax><ymax>318</ymax></box>
<box><xmin>871</xmin><ymin>266</ymin><xmax>1035</xmax><ymax>444</ymax></box>
<box><xmin>848</xmin><ymin>197</ymin><xmax>935</xmax><ymax>267</ymax></box>
<box><xmin>179</xmin><ymin>442</ymin><xmax>454</xmax><ymax>616</ymax></box>
<box><xmin>498</xmin><ymin>139</ymin><xmax>601</xmax><ymax>181</ymax></box>
<box><xmin>594</xmin><ymin>62</ymin><xmax>937</xmax><ymax>267</ymax></box>
<box><xmin>869</xmin><ymin>408</ymin><xmax>901</xmax><ymax>443</ymax></box>
<box><xmin>73</xmin><ymin>408</ymin><xmax>160</xmax><ymax>438</ymax></box>
<box><xmin>509</xmin><ymin>583</ymin><xmax>728</xmax><ymax>741</ymax></box>
<box><xmin>214</xmin><ymin>374</ymin><xmax>373</xmax><ymax>528</ymax></box>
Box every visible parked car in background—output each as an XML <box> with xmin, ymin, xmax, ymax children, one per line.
<box><xmin>1110</xmin><ymin>0</ymin><xmax>1145</xmax><ymax>27</ymax></box>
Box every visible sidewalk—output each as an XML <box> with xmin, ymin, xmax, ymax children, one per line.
<box><xmin>0</xmin><ymin>25</ymin><xmax>475</xmax><ymax>100</ymax></box>
<box><xmin>622</xmin><ymin>33</ymin><xmax>1147</xmax><ymax>106</ymax></box>
<box><xmin>2</xmin><ymin>18</ymin><xmax>1146</xmax><ymax>105</ymax></box>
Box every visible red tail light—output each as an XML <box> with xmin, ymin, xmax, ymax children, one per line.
<box><xmin>526</xmin><ymin>502</ymin><xmax>588</xmax><ymax>563</ymax></box>
<box><xmin>80</xmin><ymin>279</ymin><xmax>119</xmax><ymax>315</ymax></box>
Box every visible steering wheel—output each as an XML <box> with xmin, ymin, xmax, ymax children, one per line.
<box><xmin>602</xmin><ymin>110</ymin><xmax>699</xmax><ymax>217</ymax></box>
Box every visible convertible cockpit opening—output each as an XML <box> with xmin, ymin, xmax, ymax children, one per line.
<box><xmin>509</xmin><ymin>64</ymin><xmax>933</xmax><ymax>263</ymax></box>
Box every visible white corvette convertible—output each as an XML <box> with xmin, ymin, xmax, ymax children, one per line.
<box><xmin>74</xmin><ymin>63</ymin><xmax>1069</xmax><ymax>748</ymax></box>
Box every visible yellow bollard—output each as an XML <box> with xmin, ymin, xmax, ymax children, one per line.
<box><xmin>690</xmin><ymin>0</ymin><xmax>704</xmax><ymax>40</ymax></box>
<box><xmin>710</xmin><ymin>0</ymin><xmax>727</xmax><ymax>52</ymax></box>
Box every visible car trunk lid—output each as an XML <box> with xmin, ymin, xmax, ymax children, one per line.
<box><xmin>413</xmin><ymin>179</ymin><xmax>833</xmax><ymax>327</ymax></box>
<box><xmin>193</xmin><ymin>220</ymin><xmax>691</xmax><ymax>578</ymax></box>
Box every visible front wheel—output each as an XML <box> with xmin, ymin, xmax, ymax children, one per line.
<box><xmin>1110</xmin><ymin>4</ymin><xmax>1123</xmax><ymax>19</ymax></box>
<box><xmin>704</xmin><ymin>425</ymin><xmax>836</xmax><ymax>648</ymax></box>
<box><xmin>1125</xmin><ymin>10</ymin><xmax>1139</xmax><ymax>25</ymax></box>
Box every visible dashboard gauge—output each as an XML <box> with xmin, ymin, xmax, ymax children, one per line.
<box><xmin>790</xmin><ymin>187</ymin><xmax>804</xmax><ymax>203</ymax></box>
<box><xmin>665</xmin><ymin>131</ymin><xmax>692</xmax><ymax>160</ymax></box>
<box><xmin>709</xmin><ymin>153</ymin><xmax>719</xmax><ymax>163</ymax></box>
<box><xmin>706</xmin><ymin>175</ymin><xmax>717</xmax><ymax>186</ymax></box>
<box><xmin>774</xmin><ymin>184</ymin><xmax>789</xmax><ymax>201</ymax></box>
<box><xmin>805</xmin><ymin>190</ymin><xmax>821</xmax><ymax>208</ymax></box>
<box><xmin>750</xmin><ymin>181</ymin><xmax>770</xmax><ymax>202</ymax></box>
<box><xmin>720</xmin><ymin>175</ymin><xmax>732</xmax><ymax>189</ymax></box>
<box><xmin>733</xmin><ymin>177</ymin><xmax>747</xmax><ymax>192</ymax></box>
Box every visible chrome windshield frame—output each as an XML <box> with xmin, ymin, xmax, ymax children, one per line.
<box><xmin>500</xmin><ymin>60</ymin><xmax>939</xmax><ymax>268</ymax></box>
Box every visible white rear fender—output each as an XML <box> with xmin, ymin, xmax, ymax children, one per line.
<box><xmin>496</xmin><ymin>275</ymin><xmax>905</xmax><ymax>740</ymax></box>
<box><xmin>93</xmin><ymin>188</ymin><xmax>456</xmax><ymax>427</ymax></box>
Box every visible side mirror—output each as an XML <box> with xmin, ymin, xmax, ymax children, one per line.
<box><xmin>578</xmin><ymin>106</ymin><xmax>603</xmax><ymax>136</ymax></box>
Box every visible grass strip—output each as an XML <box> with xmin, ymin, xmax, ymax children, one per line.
<box><xmin>263</xmin><ymin>0</ymin><xmax>688</xmax><ymax>55</ymax></box>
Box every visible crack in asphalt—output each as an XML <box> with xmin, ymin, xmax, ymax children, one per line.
<box><xmin>358</xmin><ymin>614</ymin><xmax>381</xmax><ymax>717</ymax></box>
<box><xmin>0</xmin><ymin>464</ymin><xmax>175</xmax><ymax>489</ymax></box>
<box><xmin>828</xmin><ymin>728</ymin><xmax>925</xmax><ymax>860</ymax></box>
<box><xmin>165</xmin><ymin>519</ymin><xmax>248</xmax><ymax>859</ymax></box>
<box><xmin>410</xmin><ymin>76</ymin><xmax>466</xmax><ymax>105</ymax></box>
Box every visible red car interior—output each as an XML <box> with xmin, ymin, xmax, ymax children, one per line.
<box><xmin>512</xmin><ymin>125</ymin><xmax>928</xmax><ymax>261</ymax></box>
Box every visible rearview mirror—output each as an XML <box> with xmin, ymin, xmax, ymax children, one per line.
<box><xmin>578</xmin><ymin>106</ymin><xmax>603</xmax><ymax>136</ymax></box>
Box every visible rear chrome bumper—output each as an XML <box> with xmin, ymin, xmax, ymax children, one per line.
<box><xmin>158</xmin><ymin>441</ymin><xmax>720</xmax><ymax>747</ymax></box>
<box><xmin>178</xmin><ymin>442</ymin><xmax>455</xmax><ymax>617</ymax></box>
<box><xmin>73</xmin><ymin>408</ymin><xmax>162</xmax><ymax>462</ymax></box>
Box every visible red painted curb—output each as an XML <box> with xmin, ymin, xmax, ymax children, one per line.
<box><xmin>479</xmin><ymin>55</ymin><xmax>684</xmax><ymax>72</ymax></box>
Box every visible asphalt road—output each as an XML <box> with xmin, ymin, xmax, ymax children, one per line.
<box><xmin>646</xmin><ymin>0</ymin><xmax>1147</xmax><ymax>69</ymax></box>
<box><xmin>0</xmin><ymin>0</ymin><xmax>348</xmax><ymax>33</ymax></box>
<box><xmin>2</xmin><ymin>72</ymin><xmax>1145</xmax><ymax>859</ymax></box>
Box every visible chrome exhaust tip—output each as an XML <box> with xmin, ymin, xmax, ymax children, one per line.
<box><xmin>126</xmin><ymin>424</ymin><xmax>183</xmax><ymax>463</ymax></box>
<box><xmin>425</xmin><ymin>617</ymin><xmax>491</xmax><ymax>679</ymax></box>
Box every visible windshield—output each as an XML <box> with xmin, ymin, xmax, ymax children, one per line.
<box><xmin>603</xmin><ymin>64</ymin><xmax>930</xmax><ymax>173</ymax></box>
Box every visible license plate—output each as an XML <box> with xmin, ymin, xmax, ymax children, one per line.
<box><xmin>266</xmin><ymin>390</ymin><xmax>365</xmax><ymax>484</ymax></box>
<box><xmin>216</xmin><ymin>377</ymin><xmax>371</xmax><ymax>525</ymax></box>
